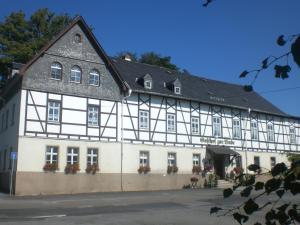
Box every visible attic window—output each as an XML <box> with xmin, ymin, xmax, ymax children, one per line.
<box><xmin>74</xmin><ymin>33</ymin><xmax>82</xmax><ymax>43</ymax></box>
<box><xmin>174</xmin><ymin>86</ymin><xmax>181</xmax><ymax>94</ymax></box>
<box><xmin>145</xmin><ymin>80</ymin><xmax>152</xmax><ymax>89</ymax></box>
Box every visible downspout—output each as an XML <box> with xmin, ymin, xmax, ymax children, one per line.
<box><xmin>121</xmin><ymin>87</ymin><xmax>132</xmax><ymax>192</ymax></box>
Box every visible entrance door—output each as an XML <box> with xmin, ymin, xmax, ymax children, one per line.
<box><xmin>214</xmin><ymin>157</ymin><xmax>224</xmax><ymax>179</ymax></box>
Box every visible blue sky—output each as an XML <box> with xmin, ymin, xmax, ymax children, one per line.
<box><xmin>1</xmin><ymin>0</ymin><xmax>299</xmax><ymax>116</ymax></box>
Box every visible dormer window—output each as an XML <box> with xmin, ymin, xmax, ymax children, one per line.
<box><xmin>174</xmin><ymin>86</ymin><xmax>181</xmax><ymax>94</ymax></box>
<box><xmin>145</xmin><ymin>80</ymin><xmax>152</xmax><ymax>89</ymax></box>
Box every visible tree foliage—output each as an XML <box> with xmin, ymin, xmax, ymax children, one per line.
<box><xmin>211</xmin><ymin>161</ymin><xmax>300</xmax><ymax>225</ymax></box>
<box><xmin>116</xmin><ymin>51</ymin><xmax>180</xmax><ymax>71</ymax></box>
<box><xmin>0</xmin><ymin>8</ymin><xmax>73</xmax><ymax>79</ymax></box>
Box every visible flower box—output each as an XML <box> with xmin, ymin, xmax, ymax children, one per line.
<box><xmin>43</xmin><ymin>162</ymin><xmax>58</xmax><ymax>172</ymax></box>
<box><xmin>64</xmin><ymin>163</ymin><xmax>80</xmax><ymax>174</ymax></box>
<box><xmin>192</xmin><ymin>166</ymin><xmax>202</xmax><ymax>174</ymax></box>
<box><xmin>167</xmin><ymin>165</ymin><xmax>178</xmax><ymax>174</ymax></box>
<box><xmin>85</xmin><ymin>164</ymin><xmax>99</xmax><ymax>174</ymax></box>
<box><xmin>138</xmin><ymin>166</ymin><xmax>151</xmax><ymax>174</ymax></box>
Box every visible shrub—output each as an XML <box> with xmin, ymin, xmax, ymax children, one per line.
<box><xmin>65</xmin><ymin>163</ymin><xmax>80</xmax><ymax>174</ymax></box>
<box><xmin>43</xmin><ymin>162</ymin><xmax>58</xmax><ymax>172</ymax></box>
<box><xmin>85</xmin><ymin>164</ymin><xmax>99</xmax><ymax>174</ymax></box>
<box><xmin>192</xmin><ymin>166</ymin><xmax>202</xmax><ymax>174</ymax></box>
<box><xmin>167</xmin><ymin>165</ymin><xmax>178</xmax><ymax>174</ymax></box>
<box><xmin>138</xmin><ymin>166</ymin><xmax>151</xmax><ymax>174</ymax></box>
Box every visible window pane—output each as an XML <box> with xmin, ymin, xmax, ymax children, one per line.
<box><xmin>88</xmin><ymin>106</ymin><xmax>99</xmax><ymax>126</ymax></box>
<box><xmin>51</xmin><ymin>62</ymin><xmax>62</xmax><ymax>80</ymax></box>
<box><xmin>70</xmin><ymin>66</ymin><xmax>81</xmax><ymax>83</ymax></box>
<box><xmin>89</xmin><ymin>70</ymin><xmax>100</xmax><ymax>86</ymax></box>
<box><xmin>167</xmin><ymin>114</ymin><xmax>175</xmax><ymax>132</ymax></box>
<box><xmin>139</xmin><ymin>111</ymin><xmax>149</xmax><ymax>129</ymax></box>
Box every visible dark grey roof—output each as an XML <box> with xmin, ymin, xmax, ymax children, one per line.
<box><xmin>207</xmin><ymin>145</ymin><xmax>239</xmax><ymax>156</ymax></box>
<box><xmin>112</xmin><ymin>58</ymin><xmax>291</xmax><ymax>118</ymax></box>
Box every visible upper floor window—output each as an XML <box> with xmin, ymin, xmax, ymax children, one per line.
<box><xmin>87</xmin><ymin>148</ymin><xmax>98</xmax><ymax>165</ymax></box>
<box><xmin>290</xmin><ymin>126</ymin><xmax>296</xmax><ymax>144</ymax></box>
<box><xmin>50</xmin><ymin>62</ymin><xmax>62</xmax><ymax>80</ymax></box>
<box><xmin>67</xmin><ymin>147</ymin><xmax>79</xmax><ymax>165</ymax></box>
<box><xmin>139</xmin><ymin>151</ymin><xmax>149</xmax><ymax>167</ymax></box>
<box><xmin>212</xmin><ymin>116</ymin><xmax>221</xmax><ymax>137</ymax></box>
<box><xmin>168</xmin><ymin>153</ymin><xmax>176</xmax><ymax>166</ymax></box>
<box><xmin>70</xmin><ymin>66</ymin><xmax>81</xmax><ymax>83</ymax></box>
<box><xmin>191</xmin><ymin>117</ymin><xmax>199</xmax><ymax>134</ymax></box>
<box><xmin>88</xmin><ymin>105</ymin><xmax>99</xmax><ymax>126</ymax></box>
<box><xmin>144</xmin><ymin>80</ymin><xmax>152</xmax><ymax>89</ymax></box>
<box><xmin>48</xmin><ymin>101</ymin><xmax>61</xmax><ymax>122</ymax></box>
<box><xmin>267</xmin><ymin>123</ymin><xmax>275</xmax><ymax>142</ymax></box>
<box><xmin>46</xmin><ymin>146</ymin><xmax>58</xmax><ymax>164</ymax></box>
<box><xmin>89</xmin><ymin>69</ymin><xmax>100</xmax><ymax>86</ymax></box>
<box><xmin>174</xmin><ymin>86</ymin><xmax>181</xmax><ymax>94</ymax></box>
<box><xmin>139</xmin><ymin>110</ymin><xmax>149</xmax><ymax>130</ymax></box>
<box><xmin>232</xmin><ymin>119</ymin><xmax>241</xmax><ymax>139</ymax></box>
<box><xmin>192</xmin><ymin>154</ymin><xmax>200</xmax><ymax>166</ymax></box>
<box><xmin>251</xmin><ymin>120</ymin><xmax>258</xmax><ymax>140</ymax></box>
<box><xmin>167</xmin><ymin>113</ymin><xmax>176</xmax><ymax>132</ymax></box>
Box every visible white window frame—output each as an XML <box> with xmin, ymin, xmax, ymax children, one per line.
<box><xmin>139</xmin><ymin>151</ymin><xmax>149</xmax><ymax>167</ymax></box>
<box><xmin>168</xmin><ymin>153</ymin><xmax>176</xmax><ymax>167</ymax></box>
<box><xmin>174</xmin><ymin>86</ymin><xmax>181</xmax><ymax>94</ymax></box>
<box><xmin>167</xmin><ymin>113</ymin><xmax>176</xmax><ymax>132</ymax></box>
<box><xmin>191</xmin><ymin>117</ymin><xmax>200</xmax><ymax>135</ymax></box>
<box><xmin>89</xmin><ymin>70</ymin><xmax>100</xmax><ymax>86</ymax></box>
<box><xmin>192</xmin><ymin>154</ymin><xmax>200</xmax><ymax>166</ymax></box>
<box><xmin>290</xmin><ymin>126</ymin><xmax>296</xmax><ymax>144</ymax></box>
<box><xmin>46</xmin><ymin>146</ymin><xmax>58</xmax><ymax>164</ymax></box>
<box><xmin>139</xmin><ymin>110</ymin><xmax>149</xmax><ymax>130</ymax></box>
<box><xmin>212</xmin><ymin>116</ymin><xmax>221</xmax><ymax>137</ymax></box>
<box><xmin>48</xmin><ymin>101</ymin><xmax>60</xmax><ymax>123</ymax></box>
<box><xmin>144</xmin><ymin>80</ymin><xmax>152</xmax><ymax>89</ymax></box>
<box><xmin>250</xmin><ymin>120</ymin><xmax>259</xmax><ymax>140</ymax></box>
<box><xmin>67</xmin><ymin>147</ymin><xmax>79</xmax><ymax>165</ymax></box>
<box><xmin>232</xmin><ymin>119</ymin><xmax>241</xmax><ymax>139</ymax></box>
<box><xmin>267</xmin><ymin>122</ymin><xmax>275</xmax><ymax>142</ymax></box>
<box><xmin>50</xmin><ymin>62</ymin><xmax>62</xmax><ymax>80</ymax></box>
<box><xmin>88</xmin><ymin>105</ymin><xmax>99</xmax><ymax>126</ymax></box>
<box><xmin>87</xmin><ymin>148</ymin><xmax>98</xmax><ymax>165</ymax></box>
<box><xmin>70</xmin><ymin>66</ymin><xmax>81</xmax><ymax>83</ymax></box>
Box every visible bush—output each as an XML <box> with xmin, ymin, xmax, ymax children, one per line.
<box><xmin>43</xmin><ymin>162</ymin><xmax>58</xmax><ymax>172</ymax></box>
<box><xmin>85</xmin><ymin>164</ymin><xmax>99</xmax><ymax>174</ymax></box>
<box><xmin>138</xmin><ymin>166</ymin><xmax>151</xmax><ymax>174</ymax></box>
<box><xmin>167</xmin><ymin>165</ymin><xmax>178</xmax><ymax>174</ymax></box>
<box><xmin>192</xmin><ymin>166</ymin><xmax>202</xmax><ymax>174</ymax></box>
<box><xmin>65</xmin><ymin>163</ymin><xmax>80</xmax><ymax>174</ymax></box>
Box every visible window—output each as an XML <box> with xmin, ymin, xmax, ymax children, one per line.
<box><xmin>191</xmin><ymin>117</ymin><xmax>199</xmax><ymax>134</ymax></box>
<box><xmin>174</xmin><ymin>86</ymin><xmax>181</xmax><ymax>94</ymax></box>
<box><xmin>167</xmin><ymin>113</ymin><xmax>175</xmax><ymax>132</ymax></box>
<box><xmin>139</xmin><ymin>110</ymin><xmax>149</xmax><ymax>130</ymax></box>
<box><xmin>87</xmin><ymin>148</ymin><xmax>98</xmax><ymax>165</ymax></box>
<box><xmin>270</xmin><ymin>157</ymin><xmax>276</xmax><ymax>168</ymax></box>
<box><xmin>192</xmin><ymin>154</ymin><xmax>200</xmax><ymax>166</ymax></box>
<box><xmin>139</xmin><ymin>151</ymin><xmax>149</xmax><ymax>167</ymax></box>
<box><xmin>168</xmin><ymin>153</ymin><xmax>176</xmax><ymax>166</ymax></box>
<box><xmin>236</xmin><ymin>156</ymin><xmax>242</xmax><ymax>168</ymax></box>
<box><xmin>50</xmin><ymin>62</ymin><xmax>62</xmax><ymax>80</ymax></box>
<box><xmin>251</xmin><ymin>120</ymin><xmax>258</xmax><ymax>140</ymax></box>
<box><xmin>232</xmin><ymin>119</ymin><xmax>241</xmax><ymax>139</ymax></box>
<box><xmin>290</xmin><ymin>127</ymin><xmax>296</xmax><ymax>144</ymax></box>
<box><xmin>46</xmin><ymin>146</ymin><xmax>58</xmax><ymax>164</ymax></box>
<box><xmin>254</xmin><ymin>156</ymin><xmax>260</xmax><ymax>167</ymax></box>
<box><xmin>267</xmin><ymin>123</ymin><xmax>275</xmax><ymax>142</ymax></box>
<box><xmin>74</xmin><ymin>33</ymin><xmax>82</xmax><ymax>43</ymax></box>
<box><xmin>88</xmin><ymin>106</ymin><xmax>99</xmax><ymax>126</ymax></box>
<box><xmin>67</xmin><ymin>147</ymin><xmax>79</xmax><ymax>165</ymax></box>
<box><xmin>212</xmin><ymin>116</ymin><xmax>221</xmax><ymax>137</ymax></box>
<box><xmin>48</xmin><ymin>101</ymin><xmax>60</xmax><ymax>122</ymax></box>
<box><xmin>89</xmin><ymin>70</ymin><xmax>100</xmax><ymax>86</ymax></box>
<box><xmin>144</xmin><ymin>80</ymin><xmax>152</xmax><ymax>89</ymax></box>
<box><xmin>5</xmin><ymin>109</ymin><xmax>9</xmax><ymax>129</ymax></box>
<box><xmin>11</xmin><ymin>104</ymin><xmax>15</xmax><ymax>126</ymax></box>
<box><xmin>70</xmin><ymin>66</ymin><xmax>81</xmax><ymax>83</ymax></box>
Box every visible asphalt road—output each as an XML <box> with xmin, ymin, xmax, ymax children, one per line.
<box><xmin>0</xmin><ymin>189</ymin><xmax>298</xmax><ymax>225</ymax></box>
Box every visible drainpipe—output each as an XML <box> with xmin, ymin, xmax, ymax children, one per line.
<box><xmin>121</xmin><ymin>88</ymin><xmax>132</xmax><ymax>192</ymax></box>
<box><xmin>244</xmin><ymin>107</ymin><xmax>251</xmax><ymax>174</ymax></box>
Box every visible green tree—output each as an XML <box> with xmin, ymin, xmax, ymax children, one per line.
<box><xmin>0</xmin><ymin>8</ymin><xmax>73</xmax><ymax>79</ymax></box>
<box><xmin>139</xmin><ymin>52</ymin><xmax>179</xmax><ymax>71</ymax></box>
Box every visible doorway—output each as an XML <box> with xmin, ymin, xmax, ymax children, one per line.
<box><xmin>213</xmin><ymin>156</ymin><xmax>225</xmax><ymax>179</ymax></box>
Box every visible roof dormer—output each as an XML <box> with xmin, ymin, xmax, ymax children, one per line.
<box><xmin>137</xmin><ymin>73</ymin><xmax>153</xmax><ymax>90</ymax></box>
<box><xmin>167</xmin><ymin>78</ymin><xmax>181</xmax><ymax>94</ymax></box>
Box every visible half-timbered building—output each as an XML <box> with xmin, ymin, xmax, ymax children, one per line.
<box><xmin>0</xmin><ymin>16</ymin><xmax>299</xmax><ymax>195</ymax></box>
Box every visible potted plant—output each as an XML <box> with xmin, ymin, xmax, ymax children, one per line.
<box><xmin>190</xmin><ymin>176</ymin><xmax>199</xmax><ymax>188</ymax></box>
<box><xmin>64</xmin><ymin>163</ymin><xmax>80</xmax><ymax>174</ymax></box>
<box><xmin>43</xmin><ymin>162</ymin><xmax>58</xmax><ymax>172</ymax></box>
<box><xmin>85</xmin><ymin>164</ymin><xmax>99</xmax><ymax>174</ymax></box>
<box><xmin>138</xmin><ymin>166</ymin><xmax>151</xmax><ymax>174</ymax></box>
<box><xmin>192</xmin><ymin>166</ymin><xmax>202</xmax><ymax>175</ymax></box>
<box><xmin>167</xmin><ymin>165</ymin><xmax>178</xmax><ymax>174</ymax></box>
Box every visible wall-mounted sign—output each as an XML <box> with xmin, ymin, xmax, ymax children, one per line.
<box><xmin>200</xmin><ymin>137</ymin><xmax>235</xmax><ymax>146</ymax></box>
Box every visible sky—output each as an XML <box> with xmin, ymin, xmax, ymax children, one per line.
<box><xmin>0</xmin><ymin>0</ymin><xmax>299</xmax><ymax>116</ymax></box>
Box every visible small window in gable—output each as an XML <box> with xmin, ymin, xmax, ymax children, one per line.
<box><xmin>50</xmin><ymin>62</ymin><xmax>62</xmax><ymax>80</ymax></box>
<box><xmin>70</xmin><ymin>66</ymin><xmax>81</xmax><ymax>83</ymax></box>
<box><xmin>74</xmin><ymin>33</ymin><xmax>82</xmax><ymax>43</ymax></box>
<box><xmin>174</xmin><ymin>86</ymin><xmax>181</xmax><ymax>94</ymax></box>
<box><xmin>89</xmin><ymin>69</ymin><xmax>100</xmax><ymax>86</ymax></box>
<box><xmin>144</xmin><ymin>80</ymin><xmax>152</xmax><ymax>89</ymax></box>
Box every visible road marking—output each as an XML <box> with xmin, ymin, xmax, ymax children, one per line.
<box><xmin>78</xmin><ymin>205</ymin><xmax>93</xmax><ymax>208</ymax></box>
<box><xmin>30</xmin><ymin>214</ymin><xmax>66</xmax><ymax>219</ymax></box>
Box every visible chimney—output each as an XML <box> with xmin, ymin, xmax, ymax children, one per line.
<box><xmin>123</xmin><ymin>54</ymin><xmax>132</xmax><ymax>62</ymax></box>
<box><xmin>9</xmin><ymin>62</ymin><xmax>24</xmax><ymax>79</ymax></box>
